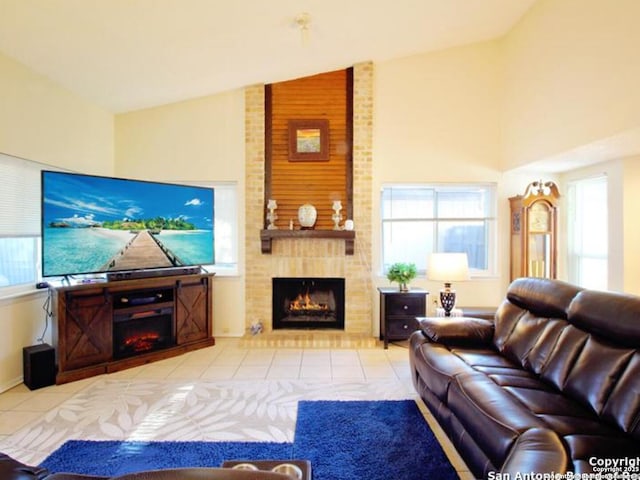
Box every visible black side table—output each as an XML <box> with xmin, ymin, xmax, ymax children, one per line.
<box><xmin>378</xmin><ymin>287</ymin><xmax>428</xmax><ymax>349</ymax></box>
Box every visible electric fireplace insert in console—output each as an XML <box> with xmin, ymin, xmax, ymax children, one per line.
<box><xmin>112</xmin><ymin>287</ymin><xmax>176</xmax><ymax>359</ymax></box>
<box><xmin>272</xmin><ymin>277</ymin><xmax>345</xmax><ymax>330</ymax></box>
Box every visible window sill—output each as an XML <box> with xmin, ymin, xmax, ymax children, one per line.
<box><xmin>0</xmin><ymin>285</ymin><xmax>47</xmax><ymax>303</ymax></box>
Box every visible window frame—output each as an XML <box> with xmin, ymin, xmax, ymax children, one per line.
<box><xmin>566</xmin><ymin>175</ymin><xmax>608</xmax><ymax>290</ymax></box>
<box><xmin>380</xmin><ymin>183</ymin><xmax>497</xmax><ymax>277</ymax></box>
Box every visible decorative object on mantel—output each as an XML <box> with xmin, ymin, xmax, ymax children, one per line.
<box><xmin>288</xmin><ymin>119</ymin><xmax>329</xmax><ymax>162</ymax></box>
<box><xmin>428</xmin><ymin>253</ymin><xmax>470</xmax><ymax>317</ymax></box>
<box><xmin>298</xmin><ymin>203</ymin><xmax>317</xmax><ymax>229</ymax></box>
<box><xmin>266</xmin><ymin>199</ymin><xmax>278</xmax><ymax>230</ymax></box>
<box><xmin>386</xmin><ymin>262</ymin><xmax>418</xmax><ymax>292</ymax></box>
<box><xmin>344</xmin><ymin>219</ymin><xmax>354</xmax><ymax>231</ymax></box>
<box><xmin>332</xmin><ymin>200</ymin><xmax>342</xmax><ymax>230</ymax></box>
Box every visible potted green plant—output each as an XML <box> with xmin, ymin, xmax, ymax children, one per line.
<box><xmin>386</xmin><ymin>262</ymin><xmax>417</xmax><ymax>292</ymax></box>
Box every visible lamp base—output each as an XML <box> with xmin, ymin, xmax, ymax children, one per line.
<box><xmin>440</xmin><ymin>289</ymin><xmax>457</xmax><ymax>317</ymax></box>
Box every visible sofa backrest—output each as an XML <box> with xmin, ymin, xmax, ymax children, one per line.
<box><xmin>567</xmin><ymin>289</ymin><xmax>640</xmax><ymax>439</ymax></box>
<box><xmin>493</xmin><ymin>278</ymin><xmax>640</xmax><ymax>440</ymax></box>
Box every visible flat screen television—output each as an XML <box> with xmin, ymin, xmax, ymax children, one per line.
<box><xmin>41</xmin><ymin>171</ymin><xmax>214</xmax><ymax>278</ymax></box>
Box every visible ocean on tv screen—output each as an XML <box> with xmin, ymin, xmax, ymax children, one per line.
<box><xmin>41</xmin><ymin>171</ymin><xmax>214</xmax><ymax>277</ymax></box>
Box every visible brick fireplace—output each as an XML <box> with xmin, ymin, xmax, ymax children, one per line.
<box><xmin>244</xmin><ymin>62</ymin><xmax>374</xmax><ymax>335</ymax></box>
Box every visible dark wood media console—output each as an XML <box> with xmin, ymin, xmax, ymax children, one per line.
<box><xmin>50</xmin><ymin>273</ymin><xmax>215</xmax><ymax>384</ymax></box>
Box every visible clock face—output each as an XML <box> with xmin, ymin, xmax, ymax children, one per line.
<box><xmin>528</xmin><ymin>202</ymin><xmax>550</xmax><ymax>232</ymax></box>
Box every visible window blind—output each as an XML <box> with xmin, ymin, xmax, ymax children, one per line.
<box><xmin>0</xmin><ymin>152</ymin><xmax>56</xmax><ymax>237</ymax></box>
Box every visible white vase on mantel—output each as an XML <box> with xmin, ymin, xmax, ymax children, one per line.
<box><xmin>298</xmin><ymin>204</ymin><xmax>317</xmax><ymax>229</ymax></box>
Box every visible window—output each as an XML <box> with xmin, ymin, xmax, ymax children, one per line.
<box><xmin>567</xmin><ymin>176</ymin><xmax>607</xmax><ymax>290</ymax></box>
<box><xmin>169</xmin><ymin>179</ymin><xmax>240</xmax><ymax>276</ymax></box>
<box><xmin>202</xmin><ymin>182</ymin><xmax>239</xmax><ymax>276</ymax></box>
<box><xmin>381</xmin><ymin>184</ymin><xmax>496</xmax><ymax>275</ymax></box>
<box><xmin>0</xmin><ymin>153</ymin><xmax>47</xmax><ymax>292</ymax></box>
<box><xmin>0</xmin><ymin>151</ymin><xmax>240</xmax><ymax>295</ymax></box>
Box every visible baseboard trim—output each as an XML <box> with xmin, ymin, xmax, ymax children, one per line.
<box><xmin>0</xmin><ymin>375</ymin><xmax>24</xmax><ymax>394</ymax></box>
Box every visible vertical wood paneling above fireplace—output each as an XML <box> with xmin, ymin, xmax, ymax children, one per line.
<box><xmin>264</xmin><ymin>69</ymin><xmax>353</xmax><ymax>231</ymax></box>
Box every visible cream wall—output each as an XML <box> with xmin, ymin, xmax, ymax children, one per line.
<box><xmin>0</xmin><ymin>53</ymin><xmax>113</xmax><ymax>174</ymax></box>
<box><xmin>115</xmin><ymin>91</ymin><xmax>246</xmax><ymax>336</ymax></box>
<box><xmin>0</xmin><ymin>52</ymin><xmax>113</xmax><ymax>391</ymax></box>
<box><xmin>372</xmin><ymin>40</ymin><xmax>521</xmax><ymax>312</ymax></box>
<box><xmin>502</xmin><ymin>0</ymin><xmax>640</xmax><ymax>169</ymax></box>
<box><xmin>621</xmin><ymin>156</ymin><xmax>640</xmax><ymax>294</ymax></box>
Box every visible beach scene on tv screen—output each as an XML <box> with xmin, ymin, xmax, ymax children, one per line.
<box><xmin>42</xmin><ymin>172</ymin><xmax>214</xmax><ymax>277</ymax></box>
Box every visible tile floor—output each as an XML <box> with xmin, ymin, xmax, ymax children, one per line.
<box><xmin>0</xmin><ymin>337</ymin><xmax>474</xmax><ymax>479</ymax></box>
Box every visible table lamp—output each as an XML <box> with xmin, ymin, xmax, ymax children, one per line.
<box><xmin>428</xmin><ymin>253</ymin><xmax>470</xmax><ymax>316</ymax></box>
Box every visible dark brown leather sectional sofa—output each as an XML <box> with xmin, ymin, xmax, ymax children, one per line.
<box><xmin>0</xmin><ymin>453</ymin><xmax>295</xmax><ymax>480</ymax></box>
<box><xmin>409</xmin><ymin>277</ymin><xmax>640</xmax><ymax>478</ymax></box>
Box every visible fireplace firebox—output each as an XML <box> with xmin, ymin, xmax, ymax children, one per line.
<box><xmin>272</xmin><ymin>277</ymin><xmax>345</xmax><ymax>330</ymax></box>
<box><xmin>112</xmin><ymin>288</ymin><xmax>176</xmax><ymax>359</ymax></box>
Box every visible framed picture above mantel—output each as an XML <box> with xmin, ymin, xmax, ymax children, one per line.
<box><xmin>288</xmin><ymin>119</ymin><xmax>329</xmax><ymax>161</ymax></box>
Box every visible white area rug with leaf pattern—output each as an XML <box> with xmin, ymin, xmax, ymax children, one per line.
<box><xmin>1</xmin><ymin>378</ymin><xmax>414</xmax><ymax>465</ymax></box>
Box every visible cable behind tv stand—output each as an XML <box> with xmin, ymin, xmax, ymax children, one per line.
<box><xmin>50</xmin><ymin>272</ymin><xmax>215</xmax><ymax>384</ymax></box>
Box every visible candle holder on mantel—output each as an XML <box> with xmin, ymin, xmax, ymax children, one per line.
<box><xmin>266</xmin><ymin>199</ymin><xmax>278</xmax><ymax>230</ymax></box>
<box><xmin>332</xmin><ymin>200</ymin><xmax>342</xmax><ymax>230</ymax></box>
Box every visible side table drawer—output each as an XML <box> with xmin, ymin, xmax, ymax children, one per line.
<box><xmin>387</xmin><ymin>317</ymin><xmax>419</xmax><ymax>336</ymax></box>
<box><xmin>385</xmin><ymin>294</ymin><xmax>425</xmax><ymax>315</ymax></box>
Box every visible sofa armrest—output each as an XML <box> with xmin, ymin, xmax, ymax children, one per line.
<box><xmin>417</xmin><ymin>316</ymin><xmax>494</xmax><ymax>347</ymax></box>
<box><xmin>499</xmin><ymin>428</ymin><xmax>569</xmax><ymax>475</ymax></box>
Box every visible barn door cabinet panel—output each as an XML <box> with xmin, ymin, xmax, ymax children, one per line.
<box><xmin>176</xmin><ymin>276</ymin><xmax>212</xmax><ymax>344</ymax></box>
<box><xmin>53</xmin><ymin>287</ymin><xmax>113</xmax><ymax>373</ymax></box>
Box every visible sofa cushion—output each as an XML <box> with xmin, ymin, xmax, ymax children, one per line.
<box><xmin>601</xmin><ymin>352</ymin><xmax>640</xmax><ymax>439</ymax></box>
<box><xmin>448</xmin><ymin>372</ymin><xmax>547</xmax><ymax>468</ymax></box>
<box><xmin>506</xmin><ymin>277</ymin><xmax>582</xmax><ymax>319</ymax></box>
<box><xmin>418</xmin><ymin>317</ymin><xmax>494</xmax><ymax>346</ymax></box>
<box><xmin>540</xmin><ymin>325</ymin><xmax>589</xmax><ymax>391</ymax></box>
<box><xmin>568</xmin><ymin>289</ymin><xmax>640</xmax><ymax>347</ymax></box>
<box><xmin>564</xmin><ymin>435</ymin><xmax>640</xmax><ymax>474</ymax></box>
<box><xmin>499</xmin><ymin>312</ymin><xmax>566</xmax><ymax>373</ymax></box>
<box><xmin>563</xmin><ymin>336</ymin><xmax>634</xmax><ymax>415</ymax></box>
<box><xmin>410</xmin><ymin>340</ymin><xmax>479</xmax><ymax>401</ymax></box>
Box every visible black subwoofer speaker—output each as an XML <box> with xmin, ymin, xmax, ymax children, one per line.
<box><xmin>23</xmin><ymin>344</ymin><xmax>56</xmax><ymax>390</ymax></box>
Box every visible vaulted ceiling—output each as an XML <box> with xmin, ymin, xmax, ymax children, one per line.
<box><xmin>0</xmin><ymin>0</ymin><xmax>536</xmax><ymax>113</ymax></box>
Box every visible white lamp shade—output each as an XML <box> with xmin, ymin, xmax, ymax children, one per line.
<box><xmin>428</xmin><ymin>253</ymin><xmax>470</xmax><ymax>282</ymax></box>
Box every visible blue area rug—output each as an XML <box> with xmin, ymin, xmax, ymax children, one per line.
<box><xmin>41</xmin><ymin>400</ymin><xmax>457</xmax><ymax>480</ymax></box>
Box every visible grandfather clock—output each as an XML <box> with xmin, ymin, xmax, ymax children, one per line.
<box><xmin>509</xmin><ymin>181</ymin><xmax>560</xmax><ymax>281</ymax></box>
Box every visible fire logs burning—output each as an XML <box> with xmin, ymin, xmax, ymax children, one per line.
<box><xmin>123</xmin><ymin>332</ymin><xmax>161</xmax><ymax>352</ymax></box>
<box><xmin>287</xmin><ymin>290</ymin><xmax>330</xmax><ymax>316</ymax></box>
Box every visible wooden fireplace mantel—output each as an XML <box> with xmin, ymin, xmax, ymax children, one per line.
<box><xmin>260</xmin><ymin>229</ymin><xmax>355</xmax><ymax>255</ymax></box>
